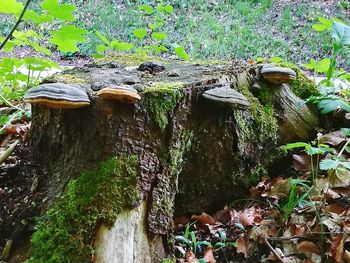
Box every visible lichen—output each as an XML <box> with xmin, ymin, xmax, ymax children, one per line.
<box><xmin>276</xmin><ymin>61</ymin><xmax>319</xmax><ymax>99</ymax></box>
<box><xmin>25</xmin><ymin>155</ymin><xmax>139</xmax><ymax>263</ymax></box>
<box><xmin>143</xmin><ymin>82</ymin><xmax>184</xmax><ymax>130</ymax></box>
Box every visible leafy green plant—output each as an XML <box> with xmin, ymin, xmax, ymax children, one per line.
<box><xmin>94</xmin><ymin>2</ymin><xmax>189</xmax><ymax>60</ymax></box>
<box><xmin>0</xmin><ymin>0</ymin><xmax>87</xmax><ymax>104</ymax></box>
<box><xmin>303</xmin><ymin>17</ymin><xmax>350</xmax><ymax>114</ymax></box>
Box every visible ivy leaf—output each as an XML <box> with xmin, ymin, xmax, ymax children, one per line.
<box><xmin>151</xmin><ymin>32</ymin><xmax>167</xmax><ymax>41</ymax></box>
<box><xmin>133</xmin><ymin>28</ymin><xmax>147</xmax><ymax>39</ymax></box>
<box><xmin>50</xmin><ymin>25</ymin><xmax>87</xmax><ymax>52</ymax></box>
<box><xmin>0</xmin><ymin>0</ymin><xmax>22</xmax><ymax>14</ymax></box>
<box><xmin>174</xmin><ymin>46</ymin><xmax>189</xmax><ymax>60</ymax></box>
<box><xmin>41</xmin><ymin>0</ymin><xmax>76</xmax><ymax>21</ymax></box>
<box><xmin>320</xmin><ymin>159</ymin><xmax>340</xmax><ymax>170</ymax></box>
<box><xmin>331</xmin><ymin>21</ymin><xmax>350</xmax><ymax>48</ymax></box>
<box><xmin>138</xmin><ymin>5</ymin><xmax>153</xmax><ymax>15</ymax></box>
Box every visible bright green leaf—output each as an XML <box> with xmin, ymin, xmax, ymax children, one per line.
<box><xmin>111</xmin><ymin>41</ymin><xmax>134</xmax><ymax>51</ymax></box>
<box><xmin>96</xmin><ymin>44</ymin><xmax>109</xmax><ymax>53</ymax></box>
<box><xmin>151</xmin><ymin>32</ymin><xmax>167</xmax><ymax>41</ymax></box>
<box><xmin>50</xmin><ymin>25</ymin><xmax>87</xmax><ymax>52</ymax></box>
<box><xmin>138</xmin><ymin>5</ymin><xmax>153</xmax><ymax>15</ymax></box>
<box><xmin>133</xmin><ymin>28</ymin><xmax>147</xmax><ymax>39</ymax></box>
<box><xmin>162</xmin><ymin>4</ymin><xmax>173</xmax><ymax>13</ymax></box>
<box><xmin>95</xmin><ymin>31</ymin><xmax>109</xmax><ymax>45</ymax></box>
<box><xmin>0</xmin><ymin>0</ymin><xmax>22</xmax><ymax>14</ymax></box>
<box><xmin>269</xmin><ymin>57</ymin><xmax>283</xmax><ymax>63</ymax></box>
<box><xmin>174</xmin><ymin>46</ymin><xmax>189</xmax><ymax>60</ymax></box>
<box><xmin>320</xmin><ymin>159</ymin><xmax>339</xmax><ymax>170</ymax></box>
<box><xmin>41</xmin><ymin>0</ymin><xmax>76</xmax><ymax>21</ymax></box>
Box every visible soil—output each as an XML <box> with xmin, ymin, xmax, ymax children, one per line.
<box><xmin>0</xmin><ymin>145</ymin><xmax>48</xmax><ymax>261</ymax></box>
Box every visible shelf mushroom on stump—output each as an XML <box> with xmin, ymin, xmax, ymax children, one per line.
<box><xmin>24</xmin><ymin>83</ymin><xmax>90</xmax><ymax>109</ymax></box>
<box><xmin>261</xmin><ymin>65</ymin><xmax>296</xmax><ymax>85</ymax></box>
<box><xmin>97</xmin><ymin>85</ymin><xmax>141</xmax><ymax>104</ymax></box>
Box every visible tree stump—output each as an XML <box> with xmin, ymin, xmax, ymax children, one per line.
<box><xmin>4</xmin><ymin>56</ymin><xmax>320</xmax><ymax>262</ymax></box>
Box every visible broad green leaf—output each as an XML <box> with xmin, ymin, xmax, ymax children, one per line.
<box><xmin>41</xmin><ymin>0</ymin><xmax>76</xmax><ymax>21</ymax></box>
<box><xmin>96</xmin><ymin>44</ymin><xmax>109</xmax><ymax>53</ymax></box>
<box><xmin>256</xmin><ymin>57</ymin><xmax>264</xmax><ymax>63</ymax></box>
<box><xmin>111</xmin><ymin>41</ymin><xmax>134</xmax><ymax>51</ymax></box>
<box><xmin>95</xmin><ymin>31</ymin><xmax>109</xmax><ymax>45</ymax></box>
<box><xmin>50</xmin><ymin>25</ymin><xmax>87</xmax><ymax>52</ymax></box>
<box><xmin>320</xmin><ymin>159</ymin><xmax>339</xmax><ymax>170</ymax></box>
<box><xmin>162</xmin><ymin>4</ymin><xmax>173</xmax><ymax>13</ymax></box>
<box><xmin>341</xmin><ymin>162</ymin><xmax>350</xmax><ymax>169</ymax></box>
<box><xmin>318</xmin><ymin>17</ymin><xmax>333</xmax><ymax>27</ymax></box>
<box><xmin>315</xmin><ymin>58</ymin><xmax>331</xmax><ymax>73</ymax></box>
<box><xmin>133</xmin><ymin>28</ymin><xmax>147</xmax><ymax>39</ymax></box>
<box><xmin>32</xmin><ymin>43</ymin><xmax>51</xmax><ymax>56</ymax></box>
<box><xmin>303</xmin><ymin>59</ymin><xmax>317</xmax><ymax>69</ymax></box>
<box><xmin>312</xmin><ymin>24</ymin><xmax>330</xmax><ymax>32</ymax></box>
<box><xmin>151</xmin><ymin>32</ymin><xmax>167</xmax><ymax>41</ymax></box>
<box><xmin>282</xmin><ymin>142</ymin><xmax>310</xmax><ymax>151</ymax></box>
<box><xmin>174</xmin><ymin>235</ymin><xmax>190</xmax><ymax>245</ymax></box>
<box><xmin>174</xmin><ymin>46</ymin><xmax>189</xmax><ymax>60</ymax></box>
<box><xmin>318</xmin><ymin>96</ymin><xmax>350</xmax><ymax>114</ymax></box>
<box><xmin>331</xmin><ymin>21</ymin><xmax>350</xmax><ymax>47</ymax></box>
<box><xmin>138</xmin><ymin>5</ymin><xmax>153</xmax><ymax>15</ymax></box>
<box><xmin>22</xmin><ymin>10</ymin><xmax>53</xmax><ymax>24</ymax></box>
<box><xmin>0</xmin><ymin>0</ymin><xmax>22</xmax><ymax>14</ymax></box>
<box><xmin>93</xmin><ymin>53</ymin><xmax>104</xmax><ymax>59</ymax></box>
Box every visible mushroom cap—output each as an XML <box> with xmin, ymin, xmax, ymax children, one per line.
<box><xmin>24</xmin><ymin>83</ymin><xmax>90</xmax><ymax>109</ymax></box>
<box><xmin>202</xmin><ymin>87</ymin><xmax>250</xmax><ymax>109</ymax></box>
<box><xmin>96</xmin><ymin>85</ymin><xmax>141</xmax><ymax>104</ymax></box>
<box><xmin>261</xmin><ymin>66</ymin><xmax>296</xmax><ymax>84</ymax></box>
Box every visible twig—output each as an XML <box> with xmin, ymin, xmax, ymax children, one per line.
<box><xmin>266</xmin><ymin>232</ymin><xmax>349</xmax><ymax>241</ymax></box>
<box><xmin>0</xmin><ymin>140</ymin><xmax>19</xmax><ymax>165</ymax></box>
<box><xmin>263</xmin><ymin>237</ymin><xmax>285</xmax><ymax>263</ymax></box>
<box><xmin>0</xmin><ymin>92</ymin><xmax>25</xmax><ymax>112</ymax></box>
<box><xmin>0</xmin><ymin>0</ymin><xmax>32</xmax><ymax>51</ymax></box>
<box><xmin>338</xmin><ymin>137</ymin><xmax>350</xmax><ymax>157</ymax></box>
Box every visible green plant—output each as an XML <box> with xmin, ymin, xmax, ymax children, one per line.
<box><xmin>0</xmin><ymin>0</ymin><xmax>87</xmax><ymax>101</ymax></box>
<box><xmin>94</xmin><ymin>2</ymin><xmax>189</xmax><ymax>60</ymax></box>
<box><xmin>303</xmin><ymin>17</ymin><xmax>350</xmax><ymax>114</ymax></box>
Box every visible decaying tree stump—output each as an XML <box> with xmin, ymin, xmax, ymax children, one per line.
<box><xmin>4</xmin><ymin>55</ymin><xmax>321</xmax><ymax>262</ymax></box>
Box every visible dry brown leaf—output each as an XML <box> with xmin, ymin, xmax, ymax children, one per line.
<box><xmin>236</xmin><ymin>235</ymin><xmax>248</xmax><ymax>258</ymax></box>
<box><xmin>330</xmin><ymin>234</ymin><xmax>344</xmax><ymax>263</ymax></box>
<box><xmin>323</xmin><ymin>204</ymin><xmax>346</xmax><ymax>215</ymax></box>
<box><xmin>185</xmin><ymin>251</ymin><xmax>198</xmax><ymax>263</ymax></box>
<box><xmin>296</xmin><ymin>241</ymin><xmax>319</xmax><ymax>255</ymax></box>
<box><xmin>191</xmin><ymin>212</ymin><xmax>216</xmax><ymax>225</ymax></box>
<box><xmin>263</xmin><ymin>178</ymin><xmax>291</xmax><ymax>199</ymax></box>
<box><xmin>213</xmin><ymin>208</ymin><xmax>231</xmax><ymax>224</ymax></box>
<box><xmin>174</xmin><ymin>216</ymin><xmax>190</xmax><ymax>226</ymax></box>
<box><xmin>293</xmin><ymin>154</ymin><xmax>312</xmax><ymax>171</ymax></box>
<box><xmin>319</xmin><ymin>130</ymin><xmax>347</xmax><ymax>146</ymax></box>
<box><xmin>290</xmin><ymin>224</ymin><xmax>307</xmax><ymax>236</ymax></box>
<box><xmin>203</xmin><ymin>247</ymin><xmax>216</xmax><ymax>263</ymax></box>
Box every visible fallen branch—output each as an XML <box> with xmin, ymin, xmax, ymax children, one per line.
<box><xmin>263</xmin><ymin>237</ymin><xmax>285</xmax><ymax>263</ymax></box>
<box><xmin>0</xmin><ymin>140</ymin><xmax>19</xmax><ymax>165</ymax></box>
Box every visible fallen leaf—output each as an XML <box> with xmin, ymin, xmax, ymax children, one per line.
<box><xmin>213</xmin><ymin>208</ymin><xmax>231</xmax><ymax>224</ymax></box>
<box><xmin>330</xmin><ymin>234</ymin><xmax>344</xmax><ymax>263</ymax></box>
<box><xmin>185</xmin><ymin>251</ymin><xmax>198</xmax><ymax>263</ymax></box>
<box><xmin>296</xmin><ymin>241</ymin><xmax>319</xmax><ymax>255</ymax></box>
<box><xmin>174</xmin><ymin>216</ymin><xmax>190</xmax><ymax>226</ymax></box>
<box><xmin>292</xmin><ymin>154</ymin><xmax>312</xmax><ymax>171</ymax></box>
<box><xmin>263</xmin><ymin>178</ymin><xmax>291</xmax><ymax>199</ymax></box>
<box><xmin>236</xmin><ymin>235</ymin><xmax>248</xmax><ymax>258</ymax></box>
<box><xmin>192</xmin><ymin>213</ymin><xmax>216</xmax><ymax>225</ymax></box>
<box><xmin>319</xmin><ymin>131</ymin><xmax>347</xmax><ymax>147</ymax></box>
<box><xmin>290</xmin><ymin>224</ymin><xmax>307</xmax><ymax>236</ymax></box>
<box><xmin>203</xmin><ymin>246</ymin><xmax>216</xmax><ymax>263</ymax></box>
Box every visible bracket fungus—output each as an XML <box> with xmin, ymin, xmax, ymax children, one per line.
<box><xmin>261</xmin><ymin>65</ymin><xmax>296</xmax><ymax>85</ymax></box>
<box><xmin>24</xmin><ymin>83</ymin><xmax>90</xmax><ymax>109</ymax></box>
<box><xmin>202</xmin><ymin>86</ymin><xmax>250</xmax><ymax>109</ymax></box>
<box><xmin>96</xmin><ymin>85</ymin><xmax>141</xmax><ymax>104</ymax></box>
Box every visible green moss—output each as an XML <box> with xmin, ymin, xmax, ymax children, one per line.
<box><xmin>235</xmin><ymin>73</ymin><xmax>278</xmax><ymax>148</ymax></box>
<box><xmin>26</xmin><ymin>155</ymin><xmax>139</xmax><ymax>263</ymax></box>
<box><xmin>277</xmin><ymin>61</ymin><xmax>319</xmax><ymax>99</ymax></box>
<box><xmin>46</xmin><ymin>73</ymin><xmax>87</xmax><ymax>84</ymax></box>
<box><xmin>143</xmin><ymin>82</ymin><xmax>184</xmax><ymax>130</ymax></box>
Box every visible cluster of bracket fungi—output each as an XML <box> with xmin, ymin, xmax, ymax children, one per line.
<box><xmin>24</xmin><ymin>62</ymin><xmax>296</xmax><ymax>110</ymax></box>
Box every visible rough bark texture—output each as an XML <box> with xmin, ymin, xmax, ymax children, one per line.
<box><xmin>16</xmin><ymin>57</ymin><xmax>320</xmax><ymax>262</ymax></box>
